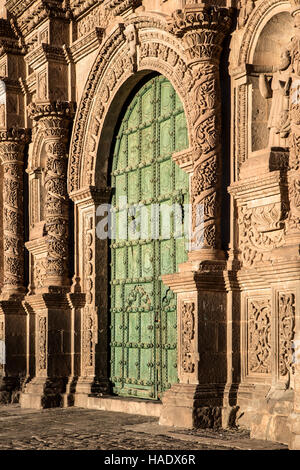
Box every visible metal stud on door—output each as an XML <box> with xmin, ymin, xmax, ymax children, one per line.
<box><xmin>110</xmin><ymin>75</ymin><xmax>189</xmax><ymax>399</ymax></box>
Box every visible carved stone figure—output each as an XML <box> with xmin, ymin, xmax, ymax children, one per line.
<box><xmin>259</xmin><ymin>47</ymin><xmax>292</xmax><ymax>148</ymax></box>
<box><xmin>238</xmin><ymin>0</ymin><xmax>255</xmax><ymax>29</ymax></box>
<box><xmin>124</xmin><ymin>24</ymin><xmax>137</xmax><ymax>68</ymax></box>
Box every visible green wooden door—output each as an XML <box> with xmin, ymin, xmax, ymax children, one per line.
<box><xmin>110</xmin><ymin>75</ymin><xmax>189</xmax><ymax>400</ymax></box>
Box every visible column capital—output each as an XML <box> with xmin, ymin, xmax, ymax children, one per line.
<box><xmin>28</xmin><ymin>101</ymin><xmax>76</xmax><ymax>123</ymax></box>
<box><xmin>0</xmin><ymin>129</ymin><xmax>31</xmax><ymax>164</ymax></box>
<box><xmin>167</xmin><ymin>6</ymin><xmax>233</xmax><ymax>63</ymax></box>
<box><xmin>0</xmin><ymin>127</ymin><xmax>31</xmax><ymax>149</ymax></box>
<box><xmin>28</xmin><ymin>101</ymin><xmax>76</xmax><ymax>143</ymax></box>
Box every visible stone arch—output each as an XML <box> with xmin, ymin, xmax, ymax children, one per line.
<box><xmin>68</xmin><ymin>15</ymin><xmax>194</xmax><ymax>194</ymax></box>
<box><xmin>238</xmin><ymin>0</ymin><xmax>292</xmax><ymax>66</ymax></box>
<box><xmin>67</xmin><ymin>14</ymin><xmax>197</xmax><ymax>395</ymax></box>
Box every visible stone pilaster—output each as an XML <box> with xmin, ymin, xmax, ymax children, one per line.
<box><xmin>69</xmin><ymin>186</ymin><xmax>111</xmax><ymax>407</ymax></box>
<box><xmin>287</xmin><ymin>0</ymin><xmax>300</xmax><ymax>450</ymax></box>
<box><xmin>160</xmin><ymin>5</ymin><xmax>233</xmax><ymax>428</ymax></box>
<box><xmin>0</xmin><ymin>128</ymin><xmax>30</xmax><ymax>403</ymax></box>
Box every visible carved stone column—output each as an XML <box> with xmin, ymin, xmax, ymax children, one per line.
<box><xmin>160</xmin><ymin>6</ymin><xmax>233</xmax><ymax>428</ymax></box>
<box><xmin>0</xmin><ymin>129</ymin><xmax>30</xmax><ymax>298</ymax></box>
<box><xmin>168</xmin><ymin>6</ymin><xmax>232</xmax><ymax>260</ymax></box>
<box><xmin>20</xmin><ymin>102</ymin><xmax>76</xmax><ymax>409</ymax></box>
<box><xmin>28</xmin><ymin>101</ymin><xmax>75</xmax><ymax>289</ymax></box>
<box><xmin>0</xmin><ymin>129</ymin><xmax>30</xmax><ymax>403</ymax></box>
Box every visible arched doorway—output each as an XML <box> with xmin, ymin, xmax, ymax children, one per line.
<box><xmin>109</xmin><ymin>74</ymin><xmax>189</xmax><ymax>400</ymax></box>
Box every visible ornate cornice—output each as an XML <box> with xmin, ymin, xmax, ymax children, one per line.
<box><xmin>105</xmin><ymin>0</ymin><xmax>142</xmax><ymax>17</ymax></box>
<box><xmin>28</xmin><ymin>100</ymin><xmax>76</xmax><ymax>121</ymax></box>
<box><xmin>24</xmin><ymin>43</ymin><xmax>67</xmax><ymax>68</ymax></box>
<box><xmin>70</xmin><ymin>0</ymin><xmax>99</xmax><ymax>19</ymax></box>
<box><xmin>6</xmin><ymin>0</ymin><xmax>37</xmax><ymax>18</ymax></box>
<box><xmin>69</xmin><ymin>27</ymin><xmax>104</xmax><ymax>63</ymax></box>
<box><xmin>0</xmin><ymin>18</ymin><xmax>24</xmax><ymax>57</ymax></box>
<box><xmin>228</xmin><ymin>171</ymin><xmax>287</xmax><ymax>199</ymax></box>
<box><xmin>0</xmin><ymin>78</ymin><xmax>22</xmax><ymax>93</ymax></box>
<box><xmin>7</xmin><ymin>0</ymin><xmax>70</xmax><ymax>37</ymax></box>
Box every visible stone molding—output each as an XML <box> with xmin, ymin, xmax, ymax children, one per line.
<box><xmin>105</xmin><ymin>0</ymin><xmax>142</xmax><ymax>17</ymax></box>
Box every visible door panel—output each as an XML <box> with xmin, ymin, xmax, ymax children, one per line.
<box><xmin>110</xmin><ymin>75</ymin><xmax>189</xmax><ymax>399</ymax></box>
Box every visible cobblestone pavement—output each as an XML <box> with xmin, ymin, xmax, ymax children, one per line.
<box><xmin>0</xmin><ymin>405</ymin><xmax>287</xmax><ymax>451</ymax></box>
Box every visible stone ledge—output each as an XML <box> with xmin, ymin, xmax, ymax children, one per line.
<box><xmin>76</xmin><ymin>394</ymin><xmax>162</xmax><ymax>417</ymax></box>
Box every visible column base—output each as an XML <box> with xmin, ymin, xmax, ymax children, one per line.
<box><xmin>0</xmin><ymin>299</ymin><xmax>27</xmax><ymax>404</ymax></box>
<box><xmin>235</xmin><ymin>383</ymin><xmax>293</xmax><ymax>445</ymax></box>
<box><xmin>188</xmin><ymin>249</ymin><xmax>226</xmax><ymax>262</ymax></box>
<box><xmin>159</xmin><ymin>383</ymin><xmax>225</xmax><ymax>429</ymax></box>
<box><xmin>74</xmin><ymin>377</ymin><xmax>110</xmax><ymax>407</ymax></box>
<box><xmin>20</xmin><ymin>376</ymin><xmax>68</xmax><ymax>409</ymax></box>
<box><xmin>0</xmin><ymin>287</ymin><xmax>26</xmax><ymax>301</ymax></box>
<box><xmin>0</xmin><ymin>376</ymin><xmax>23</xmax><ymax>404</ymax></box>
<box><xmin>289</xmin><ymin>412</ymin><xmax>300</xmax><ymax>449</ymax></box>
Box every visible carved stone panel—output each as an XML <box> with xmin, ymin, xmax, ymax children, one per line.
<box><xmin>181</xmin><ymin>301</ymin><xmax>195</xmax><ymax>375</ymax></box>
<box><xmin>247</xmin><ymin>297</ymin><xmax>271</xmax><ymax>375</ymax></box>
<box><xmin>36</xmin><ymin>314</ymin><xmax>47</xmax><ymax>376</ymax></box>
<box><xmin>33</xmin><ymin>256</ymin><xmax>47</xmax><ymax>291</ymax></box>
<box><xmin>238</xmin><ymin>200</ymin><xmax>285</xmax><ymax>267</ymax></box>
<box><xmin>279</xmin><ymin>292</ymin><xmax>296</xmax><ymax>379</ymax></box>
<box><xmin>81</xmin><ymin>210</ymin><xmax>95</xmax><ymax>376</ymax></box>
<box><xmin>82</xmin><ymin>306</ymin><xmax>96</xmax><ymax>375</ymax></box>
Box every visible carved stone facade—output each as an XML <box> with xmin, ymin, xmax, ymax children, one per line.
<box><xmin>0</xmin><ymin>0</ymin><xmax>299</xmax><ymax>450</ymax></box>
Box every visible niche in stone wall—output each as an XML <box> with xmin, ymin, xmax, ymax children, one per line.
<box><xmin>250</xmin><ymin>11</ymin><xmax>293</xmax><ymax>153</ymax></box>
<box><xmin>28</xmin><ymin>135</ymin><xmax>46</xmax><ymax>234</ymax></box>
